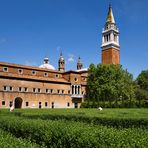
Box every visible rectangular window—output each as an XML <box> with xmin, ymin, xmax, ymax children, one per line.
<box><xmin>39</xmin><ymin>102</ymin><xmax>42</xmax><ymax>108</ymax></box>
<box><xmin>26</xmin><ymin>102</ymin><xmax>29</xmax><ymax>107</ymax></box>
<box><xmin>68</xmin><ymin>90</ymin><xmax>71</xmax><ymax>94</ymax></box>
<box><xmin>45</xmin><ymin>102</ymin><xmax>48</xmax><ymax>107</ymax></box>
<box><xmin>50</xmin><ymin>89</ymin><xmax>53</xmax><ymax>94</ymax></box>
<box><xmin>9</xmin><ymin>101</ymin><xmax>13</xmax><ymax>107</ymax></box>
<box><xmin>3</xmin><ymin>67</ymin><xmax>8</xmax><ymax>72</ymax></box>
<box><xmin>9</xmin><ymin>86</ymin><xmax>13</xmax><ymax>91</ymax></box>
<box><xmin>33</xmin><ymin>88</ymin><xmax>36</xmax><ymax>93</ymax></box>
<box><xmin>52</xmin><ymin>102</ymin><xmax>54</xmax><ymax>108</ymax></box>
<box><xmin>62</xmin><ymin>90</ymin><xmax>64</xmax><ymax>94</ymax></box>
<box><xmin>24</xmin><ymin>87</ymin><xmax>28</xmax><ymax>92</ymax></box>
<box><xmin>19</xmin><ymin>87</ymin><xmax>22</xmax><ymax>92</ymax></box>
<box><xmin>3</xmin><ymin>86</ymin><xmax>7</xmax><ymax>91</ymax></box>
<box><xmin>46</xmin><ymin>89</ymin><xmax>49</xmax><ymax>93</ymax></box>
<box><xmin>2</xmin><ymin>101</ymin><xmax>5</xmax><ymax>106</ymax></box>
<box><xmin>67</xmin><ymin>102</ymin><xmax>70</xmax><ymax>107</ymax></box>
<box><xmin>38</xmin><ymin>88</ymin><xmax>41</xmax><ymax>93</ymax></box>
<box><xmin>57</xmin><ymin>89</ymin><xmax>60</xmax><ymax>94</ymax></box>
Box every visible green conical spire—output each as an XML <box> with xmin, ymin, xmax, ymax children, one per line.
<box><xmin>106</xmin><ymin>4</ymin><xmax>115</xmax><ymax>24</ymax></box>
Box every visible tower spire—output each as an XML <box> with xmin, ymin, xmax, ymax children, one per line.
<box><xmin>58</xmin><ymin>52</ymin><xmax>65</xmax><ymax>72</ymax></box>
<box><xmin>77</xmin><ymin>56</ymin><xmax>83</xmax><ymax>70</ymax></box>
<box><xmin>106</xmin><ymin>4</ymin><xmax>115</xmax><ymax>24</ymax></box>
<box><xmin>101</xmin><ymin>5</ymin><xmax>120</xmax><ymax>65</ymax></box>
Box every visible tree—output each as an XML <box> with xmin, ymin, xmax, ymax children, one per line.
<box><xmin>136</xmin><ymin>70</ymin><xmax>148</xmax><ymax>91</ymax></box>
<box><xmin>86</xmin><ymin>64</ymin><xmax>135</xmax><ymax>107</ymax></box>
<box><xmin>135</xmin><ymin>70</ymin><xmax>148</xmax><ymax>106</ymax></box>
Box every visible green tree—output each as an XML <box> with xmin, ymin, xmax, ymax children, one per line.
<box><xmin>135</xmin><ymin>70</ymin><xmax>148</xmax><ymax>107</ymax></box>
<box><xmin>86</xmin><ymin>64</ymin><xmax>135</xmax><ymax>107</ymax></box>
<box><xmin>136</xmin><ymin>70</ymin><xmax>148</xmax><ymax>91</ymax></box>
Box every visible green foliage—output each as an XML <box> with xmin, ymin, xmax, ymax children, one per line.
<box><xmin>135</xmin><ymin>70</ymin><xmax>148</xmax><ymax>107</ymax></box>
<box><xmin>0</xmin><ymin>109</ymin><xmax>148</xmax><ymax>147</ymax></box>
<box><xmin>0</xmin><ymin>128</ymin><xmax>42</xmax><ymax>148</ymax></box>
<box><xmin>86</xmin><ymin>64</ymin><xmax>136</xmax><ymax>107</ymax></box>
<box><xmin>136</xmin><ymin>70</ymin><xmax>148</xmax><ymax>91</ymax></box>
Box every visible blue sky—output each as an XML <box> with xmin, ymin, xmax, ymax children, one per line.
<box><xmin>0</xmin><ymin>0</ymin><xmax>147</xmax><ymax>78</ymax></box>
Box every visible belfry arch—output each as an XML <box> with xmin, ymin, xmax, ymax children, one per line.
<box><xmin>14</xmin><ymin>97</ymin><xmax>23</xmax><ymax>108</ymax></box>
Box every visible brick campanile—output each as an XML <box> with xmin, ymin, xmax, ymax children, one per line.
<box><xmin>101</xmin><ymin>5</ymin><xmax>120</xmax><ymax>64</ymax></box>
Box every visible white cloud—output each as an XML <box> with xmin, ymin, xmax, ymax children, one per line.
<box><xmin>67</xmin><ymin>54</ymin><xmax>74</xmax><ymax>63</ymax></box>
<box><xmin>25</xmin><ymin>61</ymin><xmax>38</xmax><ymax>67</ymax></box>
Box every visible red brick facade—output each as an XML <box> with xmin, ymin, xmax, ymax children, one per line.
<box><xmin>102</xmin><ymin>48</ymin><xmax>120</xmax><ymax>64</ymax></box>
<box><xmin>0</xmin><ymin>62</ymin><xmax>87</xmax><ymax>109</ymax></box>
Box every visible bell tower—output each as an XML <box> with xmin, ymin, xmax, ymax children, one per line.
<box><xmin>58</xmin><ymin>52</ymin><xmax>65</xmax><ymax>72</ymax></box>
<box><xmin>77</xmin><ymin>57</ymin><xmax>83</xmax><ymax>70</ymax></box>
<box><xmin>101</xmin><ymin>5</ymin><xmax>120</xmax><ymax>64</ymax></box>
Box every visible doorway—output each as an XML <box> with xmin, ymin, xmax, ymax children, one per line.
<box><xmin>14</xmin><ymin>97</ymin><xmax>23</xmax><ymax>108</ymax></box>
<box><xmin>74</xmin><ymin>102</ymin><xmax>78</xmax><ymax>108</ymax></box>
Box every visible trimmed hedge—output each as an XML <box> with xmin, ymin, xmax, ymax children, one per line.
<box><xmin>0</xmin><ymin>116</ymin><xmax>148</xmax><ymax>148</ymax></box>
<box><xmin>80</xmin><ymin>100</ymin><xmax>148</xmax><ymax>108</ymax></box>
<box><xmin>0</xmin><ymin>129</ymin><xmax>43</xmax><ymax>148</ymax></box>
<box><xmin>12</xmin><ymin>109</ymin><xmax>148</xmax><ymax>129</ymax></box>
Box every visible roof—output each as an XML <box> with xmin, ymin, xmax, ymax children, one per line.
<box><xmin>0</xmin><ymin>61</ymin><xmax>60</xmax><ymax>73</ymax></box>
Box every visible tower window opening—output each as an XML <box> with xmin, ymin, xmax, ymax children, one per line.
<box><xmin>114</xmin><ymin>34</ymin><xmax>117</xmax><ymax>42</ymax></box>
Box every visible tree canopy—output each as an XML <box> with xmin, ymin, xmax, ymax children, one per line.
<box><xmin>86</xmin><ymin>64</ymin><xmax>135</xmax><ymax>104</ymax></box>
<box><xmin>136</xmin><ymin>70</ymin><xmax>148</xmax><ymax>91</ymax></box>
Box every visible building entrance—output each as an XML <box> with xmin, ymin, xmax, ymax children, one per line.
<box><xmin>14</xmin><ymin>97</ymin><xmax>23</xmax><ymax>108</ymax></box>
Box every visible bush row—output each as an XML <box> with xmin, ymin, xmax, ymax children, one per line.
<box><xmin>80</xmin><ymin>100</ymin><xmax>148</xmax><ymax>108</ymax></box>
<box><xmin>0</xmin><ymin>116</ymin><xmax>148</xmax><ymax>148</ymax></box>
<box><xmin>14</xmin><ymin>111</ymin><xmax>148</xmax><ymax>129</ymax></box>
<box><xmin>0</xmin><ymin>128</ymin><xmax>43</xmax><ymax>148</ymax></box>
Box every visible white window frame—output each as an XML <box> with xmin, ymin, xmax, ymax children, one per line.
<box><xmin>3</xmin><ymin>67</ymin><xmax>8</xmax><ymax>72</ymax></box>
<box><xmin>18</xmin><ymin>69</ymin><xmax>23</xmax><ymax>74</ymax></box>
